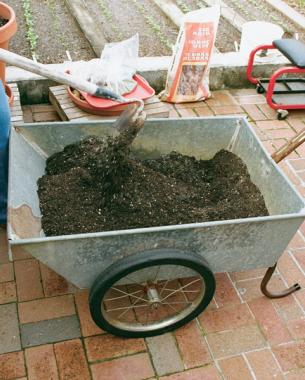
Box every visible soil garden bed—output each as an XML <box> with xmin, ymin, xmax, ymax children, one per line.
<box><xmin>225</xmin><ymin>0</ymin><xmax>305</xmax><ymax>40</ymax></box>
<box><xmin>7</xmin><ymin>0</ymin><xmax>239</xmax><ymax>62</ymax></box>
<box><xmin>285</xmin><ymin>0</ymin><xmax>305</xmax><ymax>17</ymax></box>
<box><xmin>37</xmin><ymin>134</ymin><xmax>268</xmax><ymax>236</ymax></box>
<box><xmin>7</xmin><ymin>0</ymin><xmax>305</xmax><ymax>64</ymax></box>
<box><xmin>174</xmin><ymin>0</ymin><xmax>241</xmax><ymax>52</ymax></box>
<box><xmin>8</xmin><ymin>0</ymin><xmax>94</xmax><ymax>63</ymax></box>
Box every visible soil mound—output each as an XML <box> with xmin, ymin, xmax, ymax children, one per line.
<box><xmin>38</xmin><ymin>135</ymin><xmax>268</xmax><ymax>236</ymax></box>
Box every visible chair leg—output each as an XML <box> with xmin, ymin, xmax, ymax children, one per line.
<box><xmin>260</xmin><ymin>263</ymin><xmax>301</xmax><ymax>299</ymax></box>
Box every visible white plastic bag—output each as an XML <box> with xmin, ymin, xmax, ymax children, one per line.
<box><xmin>71</xmin><ymin>34</ymin><xmax>139</xmax><ymax>95</ymax></box>
<box><xmin>160</xmin><ymin>6</ymin><xmax>220</xmax><ymax>103</ymax></box>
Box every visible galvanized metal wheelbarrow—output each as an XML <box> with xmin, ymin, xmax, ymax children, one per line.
<box><xmin>7</xmin><ymin>116</ymin><xmax>305</xmax><ymax>338</ymax></box>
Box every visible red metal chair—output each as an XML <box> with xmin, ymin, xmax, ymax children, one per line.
<box><xmin>247</xmin><ymin>39</ymin><xmax>305</xmax><ymax>120</ymax></box>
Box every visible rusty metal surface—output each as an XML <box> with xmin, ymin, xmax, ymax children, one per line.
<box><xmin>7</xmin><ymin>117</ymin><xmax>305</xmax><ymax>288</ymax></box>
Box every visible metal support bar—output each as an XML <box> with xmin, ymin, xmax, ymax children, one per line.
<box><xmin>260</xmin><ymin>263</ymin><xmax>301</xmax><ymax>299</ymax></box>
<box><xmin>246</xmin><ymin>44</ymin><xmax>275</xmax><ymax>84</ymax></box>
<box><xmin>265</xmin><ymin>65</ymin><xmax>305</xmax><ymax>110</ymax></box>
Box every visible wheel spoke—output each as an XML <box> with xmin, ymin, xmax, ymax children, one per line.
<box><xmin>144</xmin><ymin>306</ymin><xmax>151</xmax><ymax>325</ymax></box>
<box><xmin>165</xmin><ymin>303</ymin><xmax>178</xmax><ymax>313</ymax></box>
<box><xmin>117</xmin><ymin>298</ymin><xmax>141</xmax><ymax>320</ymax></box>
<box><xmin>161</xmin><ymin>301</ymin><xmax>192</xmax><ymax>305</ymax></box>
<box><xmin>159</xmin><ymin>279</ymin><xmax>170</xmax><ymax>297</ymax></box>
<box><xmin>161</xmin><ymin>278</ymin><xmax>201</xmax><ymax>302</ymax></box>
<box><xmin>104</xmin><ymin>289</ymin><xmax>143</xmax><ymax>301</ymax></box>
<box><xmin>111</xmin><ymin>287</ymin><xmax>148</xmax><ymax>303</ymax></box>
<box><xmin>106</xmin><ymin>304</ymin><xmax>150</xmax><ymax>312</ymax></box>
<box><xmin>125</xmin><ymin>276</ymin><xmax>145</xmax><ymax>287</ymax></box>
<box><xmin>162</xmin><ymin>288</ymin><xmax>199</xmax><ymax>293</ymax></box>
<box><xmin>152</xmin><ymin>266</ymin><xmax>161</xmax><ymax>282</ymax></box>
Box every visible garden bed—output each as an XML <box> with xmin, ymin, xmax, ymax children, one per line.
<box><xmin>6</xmin><ymin>0</ymin><xmax>305</xmax><ymax>66</ymax></box>
<box><xmin>8</xmin><ymin>0</ymin><xmax>94</xmax><ymax>63</ymax></box>
<box><xmin>285</xmin><ymin>0</ymin><xmax>305</xmax><ymax>17</ymax></box>
<box><xmin>7</xmin><ymin>0</ymin><xmax>240</xmax><ymax>64</ymax></box>
<box><xmin>174</xmin><ymin>0</ymin><xmax>241</xmax><ymax>52</ymax></box>
<box><xmin>225</xmin><ymin>0</ymin><xmax>305</xmax><ymax>40</ymax></box>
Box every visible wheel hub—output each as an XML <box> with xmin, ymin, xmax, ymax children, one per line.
<box><xmin>147</xmin><ymin>286</ymin><xmax>161</xmax><ymax>308</ymax></box>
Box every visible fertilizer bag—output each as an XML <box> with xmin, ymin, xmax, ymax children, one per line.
<box><xmin>160</xmin><ymin>6</ymin><xmax>220</xmax><ymax>103</ymax></box>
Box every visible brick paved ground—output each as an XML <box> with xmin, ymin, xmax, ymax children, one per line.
<box><xmin>1</xmin><ymin>89</ymin><xmax>305</xmax><ymax>379</ymax></box>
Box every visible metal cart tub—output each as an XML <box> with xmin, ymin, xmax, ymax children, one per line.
<box><xmin>8</xmin><ymin>116</ymin><xmax>305</xmax><ymax>337</ymax></box>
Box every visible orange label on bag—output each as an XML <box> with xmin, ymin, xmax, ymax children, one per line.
<box><xmin>168</xmin><ymin>22</ymin><xmax>215</xmax><ymax>102</ymax></box>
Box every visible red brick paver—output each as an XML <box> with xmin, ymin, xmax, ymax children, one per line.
<box><xmin>246</xmin><ymin>349</ymin><xmax>284</xmax><ymax>380</ymax></box>
<box><xmin>160</xmin><ymin>365</ymin><xmax>221</xmax><ymax>379</ymax></box>
<box><xmin>25</xmin><ymin>344</ymin><xmax>58</xmax><ymax>380</ymax></box>
<box><xmin>218</xmin><ymin>355</ymin><xmax>252</xmax><ymax>380</ymax></box>
<box><xmin>14</xmin><ymin>259</ymin><xmax>44</xmax><ymax>302</ymax></box>
<box><xmin>85</xmin><ymin>334</ymin><xmax>145</xmax><ymax>362</ymax></box>
<box><xmin>18</xmin><ymin>294</ymin><xmax>75</xmax><ymax>324</ymax></box>
<box><xmin>75</xmin><ymin>290</ymin><xmax>103</xmax><ymax>337</ymax></box>
<box><xmin>0</xmin><ymin>263</ymin><xmax>14</xmax><ymax>283</ymax></box>
<box><xmin>40</xmin><ymin>263</ymin><xmax>73</xmax><ymax>297</ymax></box>
<box><xmin>1</xmin><ymin>91</ymin><xmax>305</xmax><ymax>379</ymax></box>
<box><xmin>175</xmin><ymin>320</ymin><xmax>211</xmax><ymax>369</ymax></box>
<box><xmin>0</xmin><ymin>351</ymin><xmax>26</xmax><ymax>379</ymax></box>
<box><xmin>90</xmin><ymin>353</ymin><xmax>154</xmax><ymax>380</ymax></box>
<box><xmin>54</xmin><ymin>339</ymin><xmax>90</xmax><ymax>380</ymax></box>
<box><xmin>199</xmin><ymin>303</ymin><xmax>254</xmax><ymax>333</ymax></box>
<box><xmin>248</xmin><ymin>297</ymin><xmax>292</xmax><ymax>345</ymax></box>
<box><xmin>0</xmin><ymin>281</ymin><xmax>16</xmax><ymax>304</ymax></box>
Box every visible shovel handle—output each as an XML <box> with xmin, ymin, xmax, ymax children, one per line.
<box><xmin>0</xmin><ymin>48</ymin><xmax>122</xmax><ymax>100</ymax></box>
<box><xmin>272</xmin><ymin>127</ymin><xmax>305</xmax><ymax>163</ymax></box>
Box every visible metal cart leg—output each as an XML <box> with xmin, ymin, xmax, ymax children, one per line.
<box><xmin>260</xmin><ymin>263</ymin><xmax>301</xmax><ymax>299</ymax></box>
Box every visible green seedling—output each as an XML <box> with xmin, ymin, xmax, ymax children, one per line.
<box><xmin>22</xmin><ymin>0</ymin><xmax>39</xmax><ymax>59</ymax></box>
<box><xmin>46</xmin><ymin>0</ymin><xmax>69</xmax><ymax>52</ymax></box>
<box><xmin>176</xmin><ymin>0</ymin><xmax>191</xmax><ymax>12</ymax></box>
<box><xmin>97</xmin><ymin>0</ymin><xmax>124</xmax><ymax>40</ymax></box>
<box><xmin>132</xmin><ymin>0</ymin><xmax>172</xmax><ymax>50</ymax></box>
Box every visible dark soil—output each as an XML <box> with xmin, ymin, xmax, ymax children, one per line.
<box><xmin>174</xmin><ymin>0</ymin><xmax>241</xmax><ymax>52</ymax></box>
<box><xmin>37</xmin><ymin>135</ymin><xmax>269</xmax><ymax>236</ymax></box>
<box><xmin>8</xmin><ymin>0</ymin><xmax>95</xmax><ymax>63</ymax></box>
<box><xmin>225</xmin><ymin>0</ymin><xmax>305</xmax><ymax>42</ymax></box>
<box><xmin>7</xmin><ymin>0</ymin><xmax>32</xmax><ymax>60</ymax></box>
<box><xmin>285</xmin><ymin>0</ymin><xmax>305</xmax><ymax>17</ymax></box>
<box><xmin>84</xmin><ymin>0</ymin><xmax>178</xmax><ymax>56</ymax></box>
<box><xmin>0</xmin><ymin>17</ymin><xmax>8</xmax><ymax>27</ymax></box>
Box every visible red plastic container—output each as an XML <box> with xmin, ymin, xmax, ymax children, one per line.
<box><xmin>82</xmin><ymin>74</ymin><xmax>155</xmax><ymax>109</ymax></box>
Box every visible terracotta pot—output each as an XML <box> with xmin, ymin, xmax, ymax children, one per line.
<box><xmin>0</xmin><ymin>2</ymin><xmax>17</xmax><ymax>84</ymax></box>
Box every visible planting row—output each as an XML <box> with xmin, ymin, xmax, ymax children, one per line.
<box><xmin>6</xmin><ymin>0</ymin><xmax>305</xmax><ymax>65</ymax></box>
<box><xmin>174</xmin><ymin>0</ymin><xmax>241</xmax><ymax>52</ymax></box>
<box><xmin>225</xmin><ymin>0</ymin><xmax>305</xmax><ymax>40</ymax></box>
<box><xmin>8</xmin><ymin>0</ymin><xmax>94</xmax><ymax>63</ymax></box>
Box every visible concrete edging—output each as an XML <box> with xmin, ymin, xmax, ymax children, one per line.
<box><xmin>64</xmin><ymin>0</ymin><xmax>106</xmax><ymax>56</ymax></box>
<box><xmin>7</xmin><ymin>52</ymin><xmax>289</xmax><ymax>104</ymax></box>
<box><xmin>265</xmin><ymin>0</ymin><xmax>305</xmax><ymax>31</ymax></box>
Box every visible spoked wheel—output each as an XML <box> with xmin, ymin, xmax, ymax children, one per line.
<box><xmin>89</xmin><ymin>249</ymin><xmax>215</xmax><ymax>338</ymax></box>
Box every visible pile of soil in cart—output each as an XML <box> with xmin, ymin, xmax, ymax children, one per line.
<box><xmin>37</xmin><ymin>135</ymin><xmax>269</xmax><ymax>236</ymax></box>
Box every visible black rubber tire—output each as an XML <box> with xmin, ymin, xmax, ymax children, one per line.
<box><xmin>89</xmin><ymin>249</ymin><xmax>215</xmax><ymax>338</ymax></box>
<box><xmin>256</xmin><ymin>85</ymin><xmax>265</xmax><ymax>94</ymax></box>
